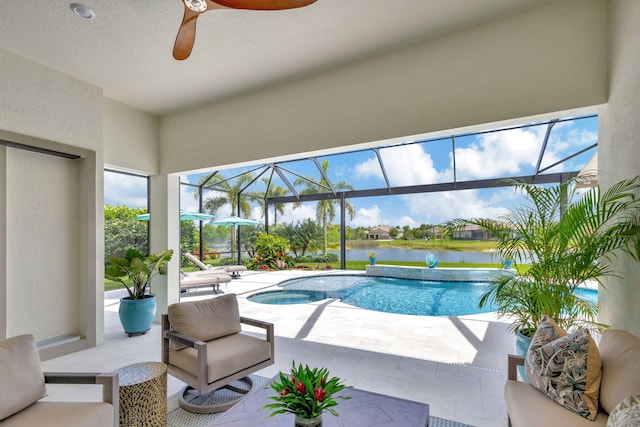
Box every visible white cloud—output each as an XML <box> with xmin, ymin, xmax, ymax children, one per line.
<box><xmin>104</xmin><ymin>172</ymin><xmax>147</xmax><ymax>208</ymax></box>
<box><xmin>354</xmin><ymin>157</ymin><xmax>385</xmax><ymax>181</ymax></box>
<box><xmin>349</xmin><ymin>206</ymin><xmax>382</xmax><ymax>227</ymax></box>
<box><xmin>454</xmin><ymin>128</ymin><xmax>547</xmax><ymax>180</ymax></box>
<box><xmin>397</xmin><ymin>216</ymin><xmax>417</xmax><ymax>227</ymax></box>
<box><xmin>277</xmin><ymin>203</ymin><xmax>317</xmax><ymax>225</ymax></box>
<box><xmin>347</xmin><ymin>205</ymin><xmax>418</xmax><ymax>228</ymax></box>
<box><xmin>400</xmin><ymin>189</ymin><xmax>510</xmax><ymax>224</ymax></box>
<box><xmin>180</xmin><ymin>185</ymin><xmax>200</xmax><ymax>212</ymax></box>
<box><xmin>351</xmin><ymin>143</ymin><xmax>522</xmax><ymax>225</ymax></box>
<box><xmin>386</xmin><ymin>145</ymin><xmax>442</xmax><ymax>185</ymax></box>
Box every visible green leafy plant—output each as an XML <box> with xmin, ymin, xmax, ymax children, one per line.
<box><xmin>248</xmin><ymin>233</ymin><xmax>294</xmax><ymax>270</ymax></box>
<box><xmin>368</xmin><ymin>251</ymin><xmax>376</xmax><ymax>259</ymax></box>
<box><xmin>105</xmin><ymin>248</ymin><xmax>173</xmax><ymax>299</ymax></box>
<box><xmin>264</xmin><ymin>362</ymin><xmax>350</xmax><ymax>419</ymax></box>
<box><xmin>104</xmin><ymin>205</ymin><xmax>149</xmax><ymax>260</ymax></box>
<box><xmin>447</xmin><ymin>176</ymin><xmax>640</xmax><ymax>337</ymax></box>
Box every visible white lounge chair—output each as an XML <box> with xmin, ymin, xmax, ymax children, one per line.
<box><xmin>179</xmin><ymin>270</ymin><xmax>231</xmax><ymax>293</ymax></box>
<box><xmin>184</xmin><ymin>252</ymin><xmax>247</xmax><ymax>279</ymax></box>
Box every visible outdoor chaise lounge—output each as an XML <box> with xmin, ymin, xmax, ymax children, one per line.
<box><xmin>184</xmin><ymin>252</ymin><xmax>247</xmax><ymax>278</ymax></box>
<box><xmin>180</xmin><ymin>270</ymin><xmax>231</xmax><ymax>293</ymax></box>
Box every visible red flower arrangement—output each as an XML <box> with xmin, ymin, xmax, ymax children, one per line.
<box><xmin>264</xmin><ymin>362</ymin><xmax>350</xmax><ymax>419</ymax></box>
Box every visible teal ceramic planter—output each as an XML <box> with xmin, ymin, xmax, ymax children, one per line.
<box><xmin>515</xmin><ymin>331</ymin><xmax>532</xmax><ymax>382</ymax></box>
<box><xmin>119</xmin><ymin>295</ymin><xmax>156</xmax><ymax>337</ymax></box>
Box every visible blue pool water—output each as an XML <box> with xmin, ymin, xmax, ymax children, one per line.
<box><xmin>248</xmin><ymin>290</ymin><xmax>329</xmax><ymax>305</ymax></box>
<box><xmin>247</xmin><ymin>274</ymin><xmax>599</xmax><ymax>317</ymax></box>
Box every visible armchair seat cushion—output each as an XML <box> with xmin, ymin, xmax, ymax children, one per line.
<box><xmin>0</xmin><ymin>402</ymin><xmax>113</xmax><ymax>427</ymax></box>
<box><xmin>169</xmin><ymin>333</ymin><xmax>271</xmax><ymax>384</ymax></box>
<box><xmin>1</xmin><ymin>402</ymin><xmax>113</xmax><ymax>427</ymax></box>
<box><xmin>505</xmin><ymin>380</ymin><xmax>608</xmax><ymax>427</ymax></box>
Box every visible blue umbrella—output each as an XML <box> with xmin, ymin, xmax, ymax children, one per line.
<box><xmin>210</xmin><ymin>216</ymin><xmax>262</xmax><ymax>263</ymax></box>
<box><xmin>135</xmin><ymin>210</ymin><xmax>215</xmax><ymax>221</ymax></box>
<box><xmin>209</xmin><ymin>216</ymin><xmax>262</xmax><ymax>226</ymax></box>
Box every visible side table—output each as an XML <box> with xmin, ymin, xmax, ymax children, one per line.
<box><xmin>117</xmin><ymin>362</ymin><xmax>167</xmax><ymax>426</ymax></box>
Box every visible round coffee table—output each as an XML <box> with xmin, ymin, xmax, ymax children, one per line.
<box><xmin>117</xmin><ymin>361</ymin><xmax>167</xmax><ymax>426</ymax></box>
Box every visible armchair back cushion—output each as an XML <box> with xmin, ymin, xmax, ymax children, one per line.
<box><xmin>0</xmin><ymin>335</ymin><xmax>47</xmax><ymax>421</ymax></box>
<box><xmin>168</xmin><ymin>294</ymin><xmax>241</xmax><ymax>350</ymax></box>
<box><xmin>599</xmin><ymin>329</ymin><xmax>640</xmax><ymax>414</ymax></box>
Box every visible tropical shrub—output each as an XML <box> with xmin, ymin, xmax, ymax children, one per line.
<box><xmin>293</xmin><ymin>254</ymin><xmax>338</xmax><ymax>263</ymax></box>
<box><xmin>248</xmin><ymin>233</ymin><xmax>294</xmax><ymax>270</ymax></box>
<box><xmin>104</xmin><ymin>205</ymin><xmax>148</xmax><ymax>260</ymax></box>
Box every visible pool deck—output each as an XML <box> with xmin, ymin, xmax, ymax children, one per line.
<box><xmin>41</xmin><ymin>269</ymin><xmax>515</xmax><ymax>427</ymax></box>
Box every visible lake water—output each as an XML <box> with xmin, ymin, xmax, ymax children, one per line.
<box><xmin>329</xmin><ymin>248</ymin><xmax>500</xmax><ymax>264</ymax></box>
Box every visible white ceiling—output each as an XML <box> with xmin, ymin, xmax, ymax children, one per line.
<box><xmin>0</xmin><ymin>0</ymin><xmax>551</xmax><ymax>116</ymax></box>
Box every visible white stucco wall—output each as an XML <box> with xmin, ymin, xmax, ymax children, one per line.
<box><xmin>598</xmin><ymin>0</ymin><xmax>640</xmax><ymax>337</ymax></box>
<box><xmin>0</xmin><ymin>47</ymin><xmax>104</xmax><ymax>355</ymax></box>
<box><xmin>104</xmin><ymin>98</ymin><xmax>160</xmax><ymax>175</ymax></box>
<box><xmin>160</xmin><ymin>0</ymin><xmax>608</xmax><ymax>174</ymax></box>
<box><xmin>6</xmin><ymin>149</ymin><xmax>79</xmax><ymax>337</ymax></box>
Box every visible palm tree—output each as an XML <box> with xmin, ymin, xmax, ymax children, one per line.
<box><xmin>293</xmin><ymin>160</ymin><xmax>356</xmax><ymax>255</ymax></box>
<box><xmin>447</xmin><ymin>176</ymin><xmax>640</xmax><ymax>337</ymax></box>
<box><xmin>196</xmin><ymin>173</ymin><xmax>254</xmax><ymax>259</ymax></box>
<box><xmin>255</xmin><ymin>177</ymin><xmax>288</xmax><ymax>227</ymax></box>
<box><xmin>274</xmin><ymin>219</ymin><xmax>322</xmax><ymax>257</ymax></box>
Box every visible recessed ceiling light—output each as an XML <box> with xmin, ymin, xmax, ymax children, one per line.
<box><xmin>70</xmin><ymin>3</ymin><xmax>96</xmax><ymax>19</ymax></box>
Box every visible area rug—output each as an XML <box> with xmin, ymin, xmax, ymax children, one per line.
<box><xmin>167</xmin><ymin>375</ymin><xmax>474</xmax><ymax>427</ymax></box>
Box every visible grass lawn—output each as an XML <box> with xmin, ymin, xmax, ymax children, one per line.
<box><xmin>339</xmin><ymin>239</ymin><xmax>496</xmax><ymax>252</ymax></box>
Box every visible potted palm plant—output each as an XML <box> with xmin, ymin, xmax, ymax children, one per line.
<box><xmin>368</xmin><ymin>251</ymin><xmax>376</xmax><ymax>265</ymax></box>
<box><xmin>105</xmin><ymin>248</ymin><xmax>173</xmax><ymax>336</ymax></box>
<box><xmin>448</xmin><ymin>176</ymin><xmax>640</xmax><ymax>346</ymax></box>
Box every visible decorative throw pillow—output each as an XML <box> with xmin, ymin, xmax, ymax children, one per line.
<box><xmin>529</xmin><ymin>329</ymin><xmax>602</xmax><ymax>420</ymax></box>
<box><xmin>525</xmin><ymin>315</ymin><xmax>567</xmax><ymax>383</ymax></box>
<box><xmin>607</xmin><ymin>395</ymin><xmax>640</xmax><ymax>427</ymax></box>
<box><xmin>0</xmin><ymin>334</ymin><xmax>47</xmax><ymax>421</ymax></box>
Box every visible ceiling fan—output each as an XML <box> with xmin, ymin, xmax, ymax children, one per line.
<box><xmin>174</xmin><ymin>0</ymin><xmax>318</xmax><ymax>60</ymax></box>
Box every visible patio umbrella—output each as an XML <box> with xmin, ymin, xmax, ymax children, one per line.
<box><xmin>135</xmin><ymin>210</ymin><xmax>215</xmax><ymax>221</ymax></box>
<box><xmin>210</xmin><ymin>216</ymin><xmax>263</xmax><ymax>262</ymax></box>
<box><xmin>209</xmin><ymin>216</ymin><xmax>262</xmax><ymax>226</ymax></box>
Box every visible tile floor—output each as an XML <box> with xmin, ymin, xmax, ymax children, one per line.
<box><xmin>41</xmin><ymin>269</ymin><xmax>514</xmax><ymax>427</ymax></box>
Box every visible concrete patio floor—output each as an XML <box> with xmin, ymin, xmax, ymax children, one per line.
<box><xmin>41</xmin><ymin>269</ymin><xmax>515</xmax><ymax>427</ymax></box>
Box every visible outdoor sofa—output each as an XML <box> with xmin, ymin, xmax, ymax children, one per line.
<box><xmin>0</xmin><ymin>334</ymin><xmax>118</xmax><ymax>427</ymax></box>
<box><xmin>505</xmin><ymin>328</ymin><xmax>640</xmax><ymax>427</ymax></box>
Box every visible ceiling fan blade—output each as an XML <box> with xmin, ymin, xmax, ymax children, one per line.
<box><xmin>210</xmin><ymin>0</ymin><xmax>318</xmax><ymax>10</ymax></box>
<box><xmin>173</xmin><ymin>7</ymin><xmax>202</xmax><ymax>60</ymax></box>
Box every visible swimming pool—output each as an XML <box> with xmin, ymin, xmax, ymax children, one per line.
<box><xmin>247</xmin><ymin>274</ymin><xmax>598</xmax><ymax>317</ymax></box>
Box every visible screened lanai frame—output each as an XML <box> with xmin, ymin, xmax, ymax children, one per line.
<box><xmin>182</xmin><ymin>113</ymin><xmax>598</xmax><ymax>266</ymax></box>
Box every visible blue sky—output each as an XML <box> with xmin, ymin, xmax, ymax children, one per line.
<box><xmin>105</xmin><ymin>115</ymin><xmax>598</xmax><ymax>228</ymax></box>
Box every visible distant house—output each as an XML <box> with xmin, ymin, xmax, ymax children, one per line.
<box><xmin>428</xmin><ymin>226</ymin><xmax>444</xmax><ymax>240</ymax></box>
<box><xmin>367</xmin><ymin>225</ymin><xmax>393</xmax><ymax>240</ymax></box>
<box><xmin>451</xmin><ymin>224</ymin><xmax>494</xmax><ymax>240</ymax></box>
